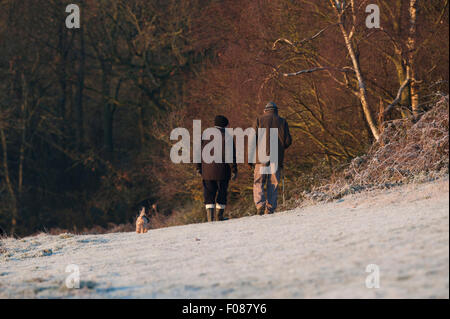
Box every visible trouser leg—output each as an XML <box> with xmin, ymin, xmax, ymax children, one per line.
<box><xmin>265</xmin><ymin>168</ymin><xmax>281</xmax><ymax>213</ymax></box>
<box><xmin>215</xmin><ymin>180</ymin><xmax>229</xmax><ymax>207</ymax></box>
<box><xmin>253</xmin><ymin>164</ymin><xmax>267</xmax><ymax>212</ymax></box>
<box><xmin>203</xmin><ymin>180</ymin><xmax>218</xmax><ymax>221</ymax></box>
<box><xmin>215</xmin><ymin>180</ymin><xmax>229</xmax><ymax>220</ymax></box>
<box><xmin>203</xmin><ymin>180</ymin><xmax>218</xmax><ymax>206</ymax></box>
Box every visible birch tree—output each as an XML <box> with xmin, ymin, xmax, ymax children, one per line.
<box><xmin>407</xmin><ymin>0</ymin><xmax>420</xmax><ymax>118</ymax></box>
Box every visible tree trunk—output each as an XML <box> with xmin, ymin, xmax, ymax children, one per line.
<box><xmin>338</xmin><ymin>23</ymin><xmax>381</xmax><ymax>141</ymax></box>
<box><xmin>392</xmin><ymin>53</ymin><xmax>412</xmax><ymax>118</ymax></box>
<box><xmin>138</xmin><ymin>104</ymin><xmax>145</xmax><ymax>150</ymax></box>
<box><xmin>101</xmin><ymin>62</ymin><xmax>114</xmax><ymax>159</ymax></box>
<box><xmin>103</xmin><ymin>105</ymin><xmax>114</xmax><ymax>158</ymax></box>
<box><xmin>407</xmin><ymin>0</ymin><xmax>420</xmax><ymax>118</ymax></box>
<box><xmin>0</xmin><ymin>128</ymin><xmax>18</xmax><ymax>235</ymax></box>
<box><xmin>58</xmin><ymin>21</ymin><xmax>67</xmax><ymax>121</ymax></box>
<box><xmin>75</xmin><ymin>27</ymin><xmax>85</xmax><ymax>151</ymax></box>
<box><xmin>18</xmin><ymin>73</ymin><xmax>28</xmax><ymax>214</ymax></box>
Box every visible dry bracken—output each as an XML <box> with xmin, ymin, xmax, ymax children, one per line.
<box><xmin>306</xmin><ymin>94</ymin><xmax>449</xmax><ymax>201</ymax></box>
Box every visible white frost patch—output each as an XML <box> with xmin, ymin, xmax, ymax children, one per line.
<box><xmin>0</xmin><ymin>178</ymin><xmax>448</xmax><ymax>298</ymax></box>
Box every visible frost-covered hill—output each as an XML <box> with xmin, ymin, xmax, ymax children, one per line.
<box><xmin>1</xmin><ymin>178</ymin><xmax>448</xmax><ymax>298</ymax></box>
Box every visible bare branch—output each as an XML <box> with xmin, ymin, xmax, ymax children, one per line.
<box><xmin>272</xmin><ymin>24</ymin><xmax>337</xmax><ymax>50</ymax></box>
<box><xmin>272</xmin><ymin>38</ymin><xmax>294</xmax><ymax>49</ymax></box>
<box><xmin>348</xmin><ymin>0</ymin><xmax>356</xmax><ymax>40</ymax></box>
<box><xmin>384</xmin><ymin>78</ymin><xmax>411</xmax><ymax>115</ymax></box>
<box><xmin>282</xmin><ymin>66</ymin><xmax>354</xmax><ymax>77</ymax></box>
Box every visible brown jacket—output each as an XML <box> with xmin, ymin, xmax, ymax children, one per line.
<box><xmin>196</xmin><ymin>127</ymin><xmax>237</xmax><ymax>180</ymax></box>
<box><xmin>253</xmin><ymin>110</ymin><xmax>292</xmax><ymax>167</ymax></box>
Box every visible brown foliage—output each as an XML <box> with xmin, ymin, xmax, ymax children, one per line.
<box><xmin>0</xmin><ymin>0</ymin><xmax>448</xmax><ymax>236</ymax></box>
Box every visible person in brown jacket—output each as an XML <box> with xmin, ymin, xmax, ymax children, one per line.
<box><xmin>250</xmin><ymin>102</ymin><xmax>292</xmax><ymax>215</ymax></box>
<box><xmin>196</xmin><ymin>115</ymin><xmax>237</xmax><ymax>222</ymax></box>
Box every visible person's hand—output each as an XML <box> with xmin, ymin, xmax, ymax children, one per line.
<box><xmin>231</xmin><ymin>171</ymin><xmax>237</xmax><ymax>181</ymax></box>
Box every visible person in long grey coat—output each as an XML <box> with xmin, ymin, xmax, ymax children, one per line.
<box><xmin>250</xmin><ymin>102</ymin><xmax>292</xmax><ymax>215</ymax></box>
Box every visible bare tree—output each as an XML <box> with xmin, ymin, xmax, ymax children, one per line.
<box><xmin>271</xmin><ymin>1</ymin><xmax>382</xmax><ymax>141</ymax></box>
<box><xmin>271</xmin><ymin>0</ymin><xmax>437</xmax><ymax>141</ymax></box>
<box><xmin>328</xmin><ymin>0</ymin><xmax>381</xmax><ymax>141</ymax></box>
<box><xmin>407</xmin><ymin>0</ymin><xmax>420</xmax><ymax>118</ymax></box>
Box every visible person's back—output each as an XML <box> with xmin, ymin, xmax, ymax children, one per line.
<box><xmin>254</xmin><ymin>105</ymin><xmax>292</xmax><ymax>168</ymax></box>
<box><xmin>196</xmin><ymin>115</ymin><xmax>237</xmax><ymax>221</ymax></box>
<box><xmin>200</xmin><ymin>126</ymin><xmax>234</xmax><ymax>181</ymax></box>
<box><xmin>251</xmin><ymin>102</ymin><xmax>292</xmax><ymax>215</ymax></box>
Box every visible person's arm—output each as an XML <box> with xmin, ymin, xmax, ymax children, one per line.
<box><xmin>248</xmin><ymin>117</ymin><xmax>259</xmax><ymax>168</ymax></box>
<box><xmin>196</xmin><ymin>140</ymin><xmax>203</xmax><ymax>175</ymax></box>
<box><xmin>284</xmin><ymin>120</ymin><xmax>292</xmax><ymax>149</ymax></box>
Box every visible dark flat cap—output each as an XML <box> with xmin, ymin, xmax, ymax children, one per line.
<box><xmin>264</xmin><ymin>101</ymin><xmax>278</xmax><ymax>111</ymax></box>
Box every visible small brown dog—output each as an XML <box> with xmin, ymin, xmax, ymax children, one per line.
<box><xmin>136</xmin><ymin>207</ymin><xmax>150</xmax><ymax>233</ymax></box>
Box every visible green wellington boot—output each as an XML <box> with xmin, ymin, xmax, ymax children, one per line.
<box><xmin>206</xmin><ymin>208</ymin><xmax>215</xmax><ymax>222</ymax></box>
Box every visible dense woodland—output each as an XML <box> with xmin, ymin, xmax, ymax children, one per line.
<box><xmin>0</xmin><ymin>0</ymin><xmax>448</xmax><ymax>236</ymax></box>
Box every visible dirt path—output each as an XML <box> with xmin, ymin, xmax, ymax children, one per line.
<box><xmin>1</xmin><ymin>178</ymin><xmax>448</xmax><ymax>298</ymax></box>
